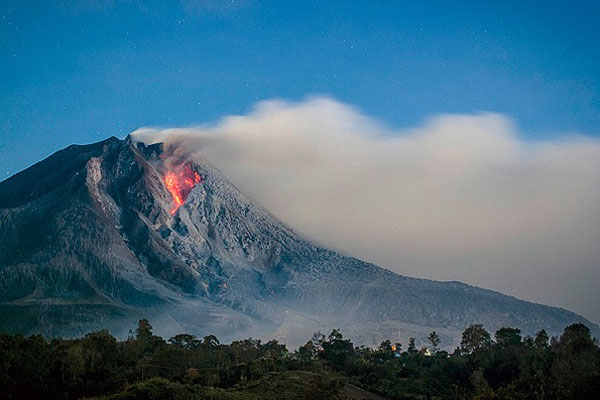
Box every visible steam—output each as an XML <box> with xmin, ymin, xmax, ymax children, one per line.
<box><xmin>132</xmin><ymin>97</ymin><xmax>600</xmax><ymax>323</ymax></box>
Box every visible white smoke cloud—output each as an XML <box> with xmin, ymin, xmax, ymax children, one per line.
<box><xmin>132</xmin><ymin>96</ymin><xmax>600</xmax><ymax>323</ymax></box>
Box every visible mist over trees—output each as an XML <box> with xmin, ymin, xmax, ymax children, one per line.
<box><xmin>1</xmin><ymin>321</ymin><xmax>599</xmax><ymax>400</ymax></box>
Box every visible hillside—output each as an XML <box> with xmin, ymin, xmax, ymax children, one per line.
<box><xmin>0</xmin><ymin>136</ymin><xmax>596</xmax><ymax>348</ymax></box>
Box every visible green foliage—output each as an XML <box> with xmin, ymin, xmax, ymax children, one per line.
<box><xmin>87</xmin><ymin>378</ymin><xmax>196</xmax><ymax>400</ymax></box>
<box><xmin>428</xmin><ymin>331</ymin><xmax>441</xmax><ymax>353</ymax></box>
<box><xmin>461</xmin><ymin>324</ymin><xmax>492</xmax><ymax>355</ymax></box>
<box><xmin>0</xmin><ymin>321</ymin><xmax>599</xmax><ymax>400</ymax></box>
<box><xmin>534</xmin><ymin>329</ymin><xmax>549</xmax><ymax>348</ymax></box>
<box><xmin>87</xmin><ymin>371</ymin><xmax>342</xmax><ymax>400</ymax></box>
<box><xmin>495</xmin><ymin>328</ymin><xmax>522</xmax><ymax>347</ymax></box>
<box><xmin>407</xmin><ymin>337</ymin><xmax>417</xmax><ymax>353</ymax></box>
<box><xmin>319</xmin><ymin>329</ymin><xmax>355</xmax><ymax>369</ymax></box>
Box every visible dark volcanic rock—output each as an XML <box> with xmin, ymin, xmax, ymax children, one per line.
<box><xmin>0</xmin><ymin>136</ymin><xmax>597</xmax><ymax>348</ymax></box>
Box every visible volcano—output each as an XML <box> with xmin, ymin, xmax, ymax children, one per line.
<box><xmin>0</xmin><ymin>136</ymin><xmax>596</xmax><ymax>347</ymax></box>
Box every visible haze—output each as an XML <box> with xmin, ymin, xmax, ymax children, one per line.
<box><xmin>2</xmin><ymin>1</ymin><xmax>599</xmax><ymax>324</ymax></box>
<box><xmin>133</xmin><ymin>97</ymin><xmax>600</xmax><ymax>324</ymax></box>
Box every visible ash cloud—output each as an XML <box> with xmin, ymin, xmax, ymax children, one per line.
<box><xmin>132</xmin><ymin>97</ymin><xmax>600</xmax><ymax>323</ymax></box>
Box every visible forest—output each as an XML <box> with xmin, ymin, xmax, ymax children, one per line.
<box><xmin>1</xmin><ymin>320</ymin><xmax>599</xmax><ymax>400</ymax></box>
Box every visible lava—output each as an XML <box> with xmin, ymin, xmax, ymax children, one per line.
<box><xmin>164</xmin><ymin>163</ymin><xmax>202</xmax><ymax>214</ymax></box>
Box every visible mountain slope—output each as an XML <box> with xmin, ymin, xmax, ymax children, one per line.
<box><xmin>0</xmin><ymin>136</ymin><xmax>596</xmax><ymax>347</ymax></box>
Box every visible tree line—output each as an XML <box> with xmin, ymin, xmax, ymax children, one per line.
<box><xmin>0</xmin><ymin>320</ymin><xmax>598</xmax><ymax>399</ymax></box>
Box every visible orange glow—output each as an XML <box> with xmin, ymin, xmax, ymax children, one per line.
<box><xmin>164</xmin><ymin>163</ymin><xmax>202</xmax><ymax>214</ymax></box>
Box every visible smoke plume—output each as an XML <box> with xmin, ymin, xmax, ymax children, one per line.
<box><xmin>132</xmin><ymin>97</ymin><xmax>600</xmax><ymax>323</ymax></box>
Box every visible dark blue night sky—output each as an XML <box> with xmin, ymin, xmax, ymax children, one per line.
<box><xmin>1</xmin><ymin>0</ymin><xmax>599</xmax><ymax>177</ymax></box>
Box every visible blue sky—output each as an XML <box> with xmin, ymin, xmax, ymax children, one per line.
<box><xmin>1</xmin><ymin>0</ymin><xmax>599</xmax><ymax>178</ymax></box>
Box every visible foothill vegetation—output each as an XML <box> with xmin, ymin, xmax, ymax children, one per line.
<box><xmin>1</xmin><ymin>320</ymin><xmax>598</xmax><ymax>399</ymax></box>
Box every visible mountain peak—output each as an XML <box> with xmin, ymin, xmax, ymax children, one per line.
<box><xmin>0</xmin><ymin>137</ymin><xmax>597</xmax><ymax>347</ymax></box>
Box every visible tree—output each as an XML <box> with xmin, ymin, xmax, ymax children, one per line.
<box><xmin>374</xmin><ymin>340</ymin><xmax>395</xmax><ymax>362</ymax></box>
<box><xmin>169</xmin><ymin>334</ymin><xmax>199</xmax><ymax>349</ymax></box>
<box><xmin>460</xmin><ymin>324</ymin><xmax>491</xmax><ymax>355</ymax></box>
<box><xmin>311</xmin><ymin>331</ymin><xmax>326</xmax><ymax>351</ymax></box>
<box><xmin>202</xmin><ymin>335</ymin><xmax>220</xmax><ymax>348</ymax></box>
<box><xmin>551</xmin><ymin>323</ymin><xmax>600</xmax><ymax>399</ymax></box>
<box><xmin>428</xmin><ymin>331</ymin><xmax>441</xmax><ymax>353</ymax></box>
<box><xmin>136</xmin><ymin>319</ymin><xmax>153</xmax><ymax>342</ymax></box>
<box><xmin>378</xmin><ymin>339</ymin><xmax>393</xmax><ymax>353</ymax></box>
<box><xmin>393</xmin><ymin>342</ymin><xmax>402</xmax><ymax>353</ymax></box>
<box><xmin>81</xmin><ymin>330</ymin><xmax>118</xmax><ymax>372</ymax></box>
<box><xmin>407</xmin><ymin>337</ymin><xmax>417</xmax><ymax>353</ymax></box>
<box><xmin>495</xmin><ymin>328</ymin><xmax>522</xmax><ymax>347</ymax></box>
<box><xmin>470</xmin><ymin>368</ymin><xmax>493</xmax><ymax>397</ymax></box>
<box><xmin>534</xmin><ymin>329</ymin><xmax>549</xmax><ymax>349</ymax></box>
<box><xmin>557</xmin><ymin>323</ymin><xmax>595</xmax><ymax>354</ymax></box>
<box><xmin>487</xmin><ymin>328</ymin><xmax>523</xmax><ymax>388</ymax></box>
<box><xmin>262</xmin><ymin>340</ymin><xmax>288</xmax><ymax>373</ymax></box>
<box><xmin>296</xmin><ymin>341</ymin><xmax>317</xmax><ymax>364</ymax></box>
<box><xmin>319</xmin><ymin>329</ymin><xmax>355</xmax><ymax>369</ymax></box>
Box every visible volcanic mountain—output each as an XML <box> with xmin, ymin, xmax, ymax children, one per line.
<box><xmin>0</xmin><ymin>136</ymin><xmax>596</xmax><ymax>348</ymax></box>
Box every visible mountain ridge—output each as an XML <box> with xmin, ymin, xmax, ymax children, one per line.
<box><xmin>0</xmin><ymin>136</ymin><xmax>596</xmax><ymax>348</ymax></box>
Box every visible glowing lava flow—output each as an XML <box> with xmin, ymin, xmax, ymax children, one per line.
<box><xmin>164</xmin><ymin>164</ymin><xmax>202</xmax><ymax>214</ymax></box>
